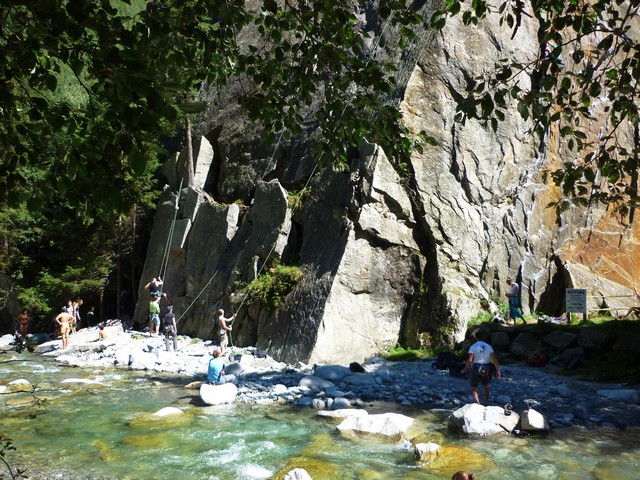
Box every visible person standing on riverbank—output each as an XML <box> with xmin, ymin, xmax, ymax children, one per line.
<box><xmin>461</xmin><ymin>330</ymin><xmax>501</xmax><ymax>406</ymax></box>
<box><xmin>55</xmin><ymin>310</ymin><xmax>73</xmax><ymax>349</ymax></box>
<box><xmin>506</xmin><ymin>277</ymin><xmax>526</xmax><ymax>324</ymax></box>
<box><xmin>16</xmin><ymin>309</ymin><xmax>29</xmax><ymax>338</ymax></box>
<box><xmin>216</xmin><ymin>309</ymin><xmax>235</xmax><ymax>356</ymax></box>
<box><xmin>163</xmin><ymin>305</ymin><xmax>178</xmax><ymax>351</ymax></box>
<box><xmin>207</xmin><ymin>348</ymin><xmax>236</xmax><ymax>385</ymax></box>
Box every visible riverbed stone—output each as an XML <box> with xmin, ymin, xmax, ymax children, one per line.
<box><xmin>597</xmin><ymin>389</ymin><xmax>639</xmax><ymax>404</ymax></box>
<box><xmin>519</xmin><ymin>408</ymin><xmax>550</xmax><ymax>431</ymax></box>
<box><xmin>153</xmin><ymin>407</ymin><xmax>184</xmax><ymax>417</ymax></box>
<box><xmin>317</xmin><ymin>409</ymin><xmax>368</xmax><ymax>419</ymax></box>
<box><xmin>313</xmin><ymin>365</ymin><xmax>351</xmax><ymax>381</ymax></box>
<box><xmin>342</xmin><ymin>373</ymin><xmax>377</xmax><ymax>386</ymax></box>
<box><xmin>337</xmin><ymin>412</ymin><xmax>414</xmax><ymax>438</ymax></box>
<box><xmin>331</xmin><ymin>397</ymin><xmax>351</xmax><ymax>410</ymax></box>
<box><xmin>414</xmin><ymin>442</ymin><xmax>440</xmax><ymax>462</ymax></box>
<box><xmin>299</xmin><ymin>375</ymin><xmax>334</xmax><ymax>392</ymax></box>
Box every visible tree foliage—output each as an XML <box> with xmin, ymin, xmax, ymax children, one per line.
<box><xmin>431</xmin><ymin>0</ymin><xmax>640</xmax><ymax>213</ymax></box>
<box><xmin>1</xmin><ymin>0</ymin><xmax>425</xmax><ymax>220</ymax></box>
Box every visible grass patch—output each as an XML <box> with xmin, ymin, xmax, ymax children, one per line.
<box><xmin>247</xmin><ymin>262</ymin><xmax>303</xmax><ymax>309</ymax></box>
<box><xmin>384</xmin><ymin>346</ymin><xmax>433</xmax><ymax>362</ymax></box>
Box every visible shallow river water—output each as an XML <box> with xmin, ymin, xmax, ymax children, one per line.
<box><xmin>1</xmin><ymin>353</ymin><xmax>638</xmax><ymax>479</ymax></box>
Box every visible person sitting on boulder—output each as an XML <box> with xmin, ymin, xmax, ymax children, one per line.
<box><xmin>207</xmin><ymin>348</ymin><xmax>236</xmax><ymax>385</ymax></box>
<box><xmin>461</xmin><ymin>330</ymin><xmax>502</xmax><ymax>406</ymax></box>
<box><xmin>98</xmin><ymin>322</ymin><xmax>108</xmax><ymax>340</ymax></box>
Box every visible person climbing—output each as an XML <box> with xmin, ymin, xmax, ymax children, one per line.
<box><xmin>149</xmin><ymin>295</ymin><xmax>161</xmax><ymax>336</ymax></box>
<box><xmin>216</xmin><ymin>308</ymin><xmax>235</xmax><ymax>356</ymax></box>
<box><xmin>162</xmin><ymin>305</ymin><xmax>178</xmax><ymax>351</ymax></box>
<box><xmin>144</xmin><ymin>277</ymin><xmax>171</xmax><ymax>304</ymax></box>
<box><xmin>461</xmin><ymin>330</ymin><xmax>502</xmax><ymax>406</ymax></box>
<box><xmin>506</xmin><ymin>277</ymin><xmax>526</xmax><ymax>324</ymax></box>
<box><xmin>207</xmin><ymin>348</ymin><xmax>236</xmax><ymax>385</ymax></box>
<box><xmin>55</xmin><ymin>309</ymin><xmax>74</xmax><ymax>349</ymax></box>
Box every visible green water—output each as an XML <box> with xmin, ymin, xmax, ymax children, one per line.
<box><xmin>1</xmin><ymin>354</ymin><xmax>639</xmax><ymax>479</ymax></box>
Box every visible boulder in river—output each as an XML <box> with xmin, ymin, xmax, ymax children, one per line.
<box><xmin>449</xmin><ymin>403</ymin><xmax>519</xmax><ymax>436</ymax></box>
<box><xmin>200</xmin><ymin>382</ymin><xmax>238</xmax><ymax>405</ymax></box>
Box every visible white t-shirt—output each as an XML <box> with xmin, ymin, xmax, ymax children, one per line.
<box><xmin>469</xmin><ymin>341</ymin><xmax>493</xmax><ymax>364</ymax></box>
<box><xmin>509</xmin><ymin>283</ymin><xmax>519</xmax><ymax>297</ymax></box>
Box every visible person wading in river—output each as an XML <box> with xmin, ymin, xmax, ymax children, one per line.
<box><xmin>461</xmin><ymin>330</ymin><xmax>502</xmax><ymax>406</ymax></box>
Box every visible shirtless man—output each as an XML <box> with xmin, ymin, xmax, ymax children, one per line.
<box><xmin>55</xmin><ymin>310</ymin><xmax>74</xmax><ymax>349</ymax></box>
<box><xmin>216</xmin><ymin>309</ymin><xmax>235</xmax><ymax>356</ymax></box>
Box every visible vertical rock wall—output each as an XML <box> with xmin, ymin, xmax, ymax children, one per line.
<box><xmin>134</xmin><ymin>1</ymin><xmax>640</xmax><ymax>362</ymax></box>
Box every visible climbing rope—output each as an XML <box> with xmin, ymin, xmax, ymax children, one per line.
<box><xmin>157</xmin><ymin>178</ymin><xmax>184</xmax><ymax>296</ymax></box>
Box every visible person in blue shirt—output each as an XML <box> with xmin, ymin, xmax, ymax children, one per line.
<box><xmin>207</xmin><ymin>349</ymin><xmax>237</xmax><ymax>385</ymax></box>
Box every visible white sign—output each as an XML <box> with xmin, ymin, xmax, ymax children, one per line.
<box><xmin>566</xmin><ymin>288</ymin><xmax>587</xmax><ymax>313</ymax></box>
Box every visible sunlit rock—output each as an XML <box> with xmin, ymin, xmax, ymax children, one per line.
<box><xmin>519</xmin><ymin>408</ymin><xmax>550</xmax><ymax>431</ymax></box>
<box><xmin>337</xmin><ymin>412</ymin><xmax>414</xmax><ymax>439</ymax></box>
<box><xmin>449</xmin><ymin>404</ymin><xmax>519</xmax><ymax>436</ymax></box>
<box><xmin>199</xmin><ymin>382</ymin><xmax>238</xmax><ymax>405</ymax></box>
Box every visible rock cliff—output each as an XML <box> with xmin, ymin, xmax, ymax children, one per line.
<box><xmin>133</xmin><ymin>1</ymin><xmax>640</xmax><ymax>364</ymax></box>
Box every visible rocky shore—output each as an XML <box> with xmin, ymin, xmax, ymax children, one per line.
<box><xmin>2</xmin><ymin>322</ymin><xmax>639</xmax><ymax>431</ymax></box>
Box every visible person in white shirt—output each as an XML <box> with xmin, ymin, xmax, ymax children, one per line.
<box><xmin>461</xmin><ymin>330</ymin><xmax>502</xmax><ymax>405</ymax></box>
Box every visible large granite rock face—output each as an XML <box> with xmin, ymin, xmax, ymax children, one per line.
<box><xmin>132</xmin><ymin>1</ymin><xmax>640</xmax><ymax>363</ymax></box>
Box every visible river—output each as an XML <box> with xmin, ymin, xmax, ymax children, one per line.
<box><xmin>1</xmin><ymin>352</ymin><xmax>638</xmax><ymax>479</ymax></box>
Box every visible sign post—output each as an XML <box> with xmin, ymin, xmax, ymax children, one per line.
<box><xmin>566</xmin><ymin>288</ymin><xmax>587</xmax><ymax>323</ymax></box>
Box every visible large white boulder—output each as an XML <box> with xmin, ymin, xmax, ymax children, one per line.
<box><xmin>449</xmin><ymin>404</ymin><xmax>519</xmax><ymax>436</ymax></box>
<box><xmin>337</xmin><ymin>412</ymin><xmax>414</xmax><ymax>438</ymax></box>
<box><xmin>199</xmin><ymin>382</ymin><xmax>238</xmax><ymax>405</ymax></box>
